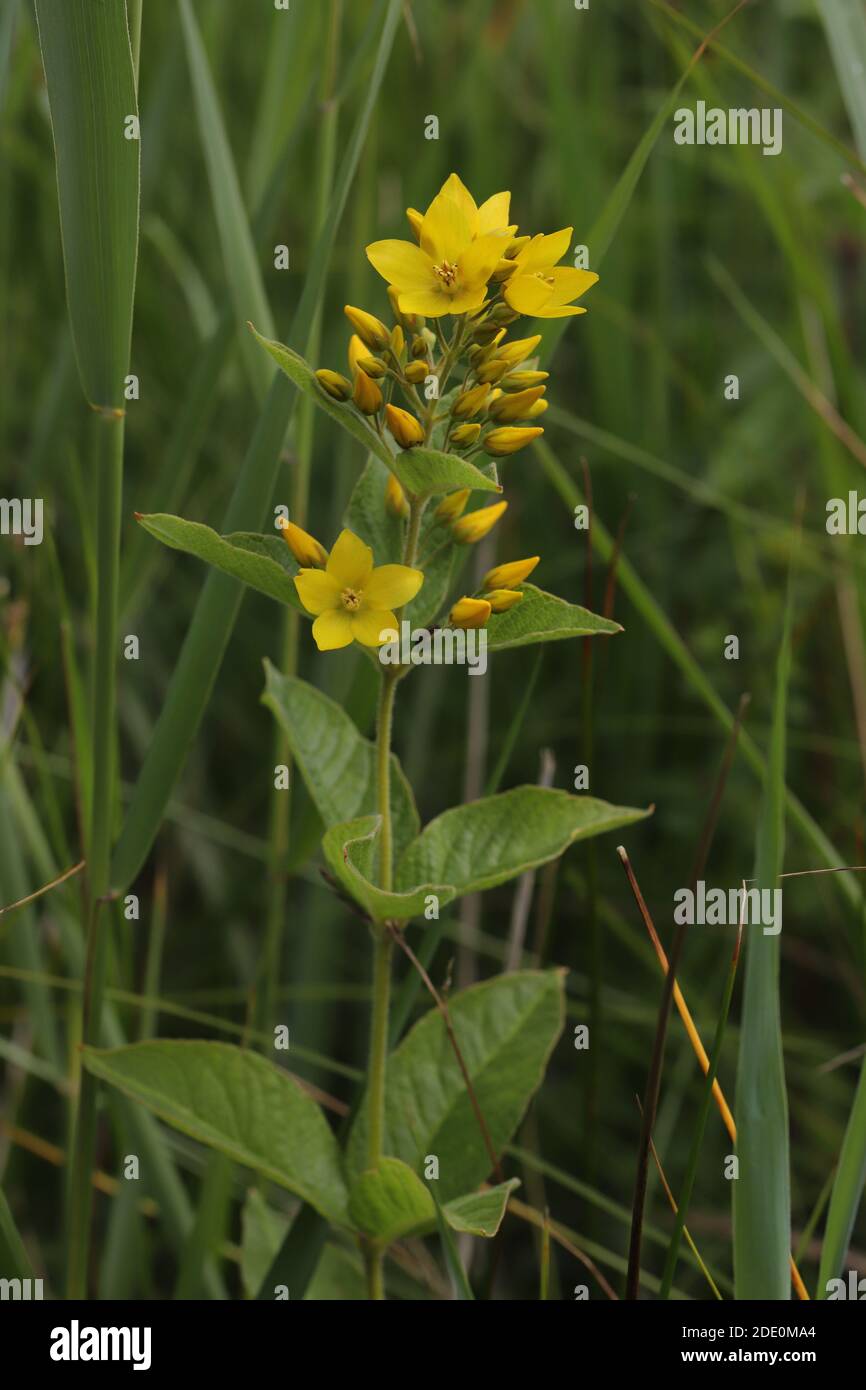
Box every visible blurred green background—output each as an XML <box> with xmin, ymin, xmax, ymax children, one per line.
<box><xmin>2</xmin><ymin>0</ymin><xmax>866</xmax><ymax>1298</ymax></box>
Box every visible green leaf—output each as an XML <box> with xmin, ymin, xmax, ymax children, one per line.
<box><xmin>348</xmin><ymin>1158</ymin><xmax>435</xmax><ymax>1243</ymax></box>
<box><xmin>443</xmin><ymin>1179</ymin><xmax>520</xmax><ymax>1238</ymax></box>
<box><xmin>35</xmin><ymin>0</ymin><xmax>139</xmax><ymax>409</ymax></box>
<box><xmin>241</xmin><ymin>1189</ymin><xmax>288</xmax><ymax>1299</ymax></box>
<box><xmin>82</xmin><ymin>1041</ymin><xmax>349</xmax><ymax>1226</ymax></box>
<box><xmin>136</xmin><ymin>513</ymin><xmax>303</xmax><ymax>609</ymax></box>
<box><xmin>250</xmin><ymin>328</ymin><xmax>500</xmax><ymax>498</ymax></box>
<box><xmin>487</xmin><ymin>585</ymin><xmax>621</xmax><ymax>651</ymax></box>
<box><xmin>348</xmin><ymin>971</ymin><xmax>565</xmax><ymax>1201</ymax></box>
<box><xmin>323</xmin><ymin>789</ymin><xmax>649</xmax><ymax>921</ymax></box>
<box><xmin>390</xmin><ymin>447</ymin><xmax>500</xmax><ymax>501</ymax></box>
<box><xmin>261</xmin><ymin>663</ymin><xmax>419</xmax><ymax>857</ymax></box>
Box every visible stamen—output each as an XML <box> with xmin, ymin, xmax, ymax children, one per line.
<box><xmin>341</xmin><ymin>588</ymin><xmax>362</xmax><ymax>611</ymax></box>
<box><xmin>433</xmin><ymin>260</ymin><xmax>458</xmax><ymax>287</ymax></box>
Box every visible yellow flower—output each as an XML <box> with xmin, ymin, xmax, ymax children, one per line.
<box><xmin>278</xmin><ymin>518</ymin><xmax>328</xmax><ymax>568</ymax></box>
<box><xmin>406</xmin><ymin>172</ymin><xmax>515</xmax><ymax>245</ymax></box>
<box><xmin>367</xmin><ymin>174</ymin><xmax>508</xmax><ymax>317</ymax></box>
<box><xmin>486</xmin><ymin>588</ymin><xmax>524</xmax><ymax>613</ymax></box>
<box><xmin>483</xmin><ymin>555</ymin><xmax>539</xmax><ymax>589</ymax></box>
<box><xmin>483</xmin><ymin>426</ymin><xmax>544</xmax><ymax>456</ymax></box>
<box><xmin>435</xmin><ymin>488</ymin><xmax>471</xmax><ymax>521</ymax></box>
<box><xmin>450</xmin><ymin>596</ymin><xmax>492</xmax><ymax>628</ymax></box>
<box><xmin>452</xmin><ymin>500</ymin><xmax>508</xmax><ymax>543</ymax></box>
<box><xmin>385</xmin><ymin>403</ymin><xmax>424</xmax><ymax>448</ymax></box>
<box><xmin>294</xmin><ymin>529</ymin><xmax>423</xmax><ymax>651</ymax></box>
<box><xmin>344</xmin><ymin>305</ymin><xmax>390</xmax><ymax>351</ymax></box>
<box><xmin>503</xmin><ymin>229</ymin><xmax>599</xmax><ymax>318</ymax></box>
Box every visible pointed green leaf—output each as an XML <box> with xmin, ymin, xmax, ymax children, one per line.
<box><xmin>35</xmin><ymin>0</ymin><xmax>140</xmax><ymax>410</ymax></box>
<box><xmin>348</xmin><ymin>971</ymin><xmax>565</xmax><ymax>1201</ymax></box>
<box><xmin>390</xmin><ymin>447</ymin><xmax>500</xmax><ymax>500</ymax></box>
<box><xmin>444</xmin><ymin>1179</ymin><xmax>520</xmax><ymax>1238</ymax></box>
<box><xmin>136</xmin><ymin>513</ymin><xmax>303</xmax><ymax>609</ymax></box>
<box><xmin>322</xmin><ymin>789</ymin><xmax>650</xmax><ymax>921</ymax></box>
<box><xmin>348</xmin><ymin>1158</ymin><xmax>435</xmax><ymax>1243</ymax></box>
<box><xmin>487</xmin><ymin>585</ymin><xmax>621</xmax><ymax>651</ymax></box>
<box><xmin>82</xmin><ymin>1041</ymin><xmax>349</xmax><ymax>1225</ymax></box>
<box><xmin>262</xmin><ymin>664</ymin><xmax>419</xmax><ymax>857</ymax></box>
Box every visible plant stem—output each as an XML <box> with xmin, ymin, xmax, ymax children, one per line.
<box><xmin>364</xmin><ymin>667</ymin><xmax>399</xmax><ymax>1299</ymax></box>
<box><xmin>67</xmin><ymin>409</ymin><xmax>124</xmax><ymax>1297</ymax></box>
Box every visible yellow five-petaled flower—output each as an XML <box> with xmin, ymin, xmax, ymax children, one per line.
<box><xmin>294</xmin><ymin>528</ymin><xmax>423</xmax><ymax>651</ymax></box>
<box><xmin>366</xmin><ymin>173</ymin><xmax>512</xmax><ymax>318</ymax></box>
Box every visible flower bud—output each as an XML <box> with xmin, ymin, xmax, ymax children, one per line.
<box><xmin>496</xmin><ymin>335</ymin><xmax>541</xmax><ymax>368</ymax></box>
<box><xmin>483</xmin><ymin>556</ymin><xmax>539</xmax><ymax>590</ymax></box>
<box><xmin>491</xmin><ymin>259</ymin><xmax>519</xmax><ymax>284</ymax></box>
<box><xmin>451</xmin><ymin>500</ymin><xmax>508</xmax><ymax>544</ymax></box>
<box><xmin>475</xmin><ymin>358</ymin><xmax>510</xmax><ymax>384</ymax></box>
<box><xmin>411</xmin><ymin>335</ymin><xmax>429</xmax><ymax>360</ymax></box>
<box><xmin>450</xmin><ymin>423</ymin><xmax>482</xmax><ymax>448</ymax></box>
<box><xmin>348</xmin><ymin>334</ymin><xmax>368</xmax><ymax>376</ymax></box>
<box><xmin>404</xmin><ymin>360</ymin><xmax>428</xmax><ymax>384</ymax></box>
<box><xmin>485</xmin><ymin>588</ymin><xmax>524</xmax><ymax>613</ymax></box>
<box><xmin>435</xmin><ymin>488</ymin><xmax>471</xmax><ymax>522</ymax></box>
<box><xmin>482</xmin><ymin>426</ymin><xmax>544</xmax><ymax>456</ymax></box>
<box><xmin>450</xmin><ymin>596</ymin><xmax>492</xmax><ymax>629</ymax></box>
<box><xmin>385</xmin><ymin>472</ymin><xmax>410</xmax><ymax>518</ymax></box>
<box><xmin>525</xmin><ymin>398</ymin><xmax>548</xmax><ymax>418</ymax></box>
<box><xmin>315</xmin><ymin>368</ymin><xmax>353</xmax><ymax>401</ymax></box>
<box><xmin>500</xmin><ymin>371</ymin><xmax>549</xmax><ymax>391</ymax></box>
<box><xmin>353</xmin><ymin>369</ymin><xmax>383</xmax><ymax>415</ymax></box>
<box><xmin>471</xmin><ymin>323</ymin><xmax>503</xmax><ymax>347</ymax></box>
<box><xmin>278</xmin><ymin>518</ymin><xmax>328</xmax><ymax>568</ymax></box>
<box><xmin>390</xmin><ymin>323</ymin><xmax>405</xmax><ymax>357</ymax></box>
<box><xmin>344</xmin><ymin>304</ymin><xmax>390</xmax><ymax>352</ymax></box>
<box><xmin>452</xmin><ymin>383</ymin><xmax>490</xmax><ymax>419</ymax></box>
<box><xmin>505</xmin><ymin>235</ymin><xmax>531</xmax><ymax>259</ymax></box>
<box><xmin>385</xmin><ymin>403</ymin><xmax>424</xmax><ymax>448</ymax></box>
<box><xmin>357</xmin><ymin>355</ymin><xmax>388</xmax><ymax>379</ymax></box>
<box><xmin>488</xmin><ymin>386</ymin><xmax>546</xmax><ymax>422</ymax></box>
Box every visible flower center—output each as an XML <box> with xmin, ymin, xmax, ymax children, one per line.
<box><xmin>433</xmin><ymin>259</ymin><xmax>458</xmax><ymax>288</ymax></box>
<box><xmin>341</xmin><ymin>587</ymin><xmax>362</xmax><ymax>611</ymax></box>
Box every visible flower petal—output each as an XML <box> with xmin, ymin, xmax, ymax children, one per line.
<box><xmin>365</xmin><ymin>239</ymin><xmax>435</xmax><ymax>290</ymax></box>
<box><xmin>294</xmin><ymin>568</ymin><xmax>341</xmax><ymax>616</ymax></box>
<box><xmin>458</xmin><ymin>233</ymin><xmax>507</xmax><ymax>289</ymax></box>
<box><xmin>398</xmin><ymin>288</ymin><xmax>456</xmax><ymax>317</ymax></box>
<box><xmin>435</xmin><ymin>173</ymin><xmax>479</xmax><ymax>232</ymax></box>
<box><xmin>445</xmin><ymin>284</ymin><xmax>490</xmax><ymax>314</ymax></box>
<box><xmin>312</xmin><ymin>610</ymin><xmax>354</xmax><ymax>651</ymax></box>
<box><xmin>420</xmin><ymin>188</ymin><xmax>474</xmax><ymax>264</ymax></box>
<box><xmin>515</xmin><ymin>227</ymin><xmax>573</xmax><ymax>274</ymax></box>
<box><xmin>363</xmin><ymin>563</ymin><xmax>424</xmax><ymax>610</ymax></box>
<box><xmin>477</xmin><ymin>190</ymin><xmax>511</xmax><ymax>234</ymax></box>
<box><xmin>326</xmin><ymin>529</ymin><xmax>374</xmax><ymax>589</ymax></box>
<box><xmin>504</xmin><ymin>273</ymin><xmax>556</xmax><ymax>315</ymax></box>
<box><xmin>531</xmin><ymin>304</ymin><xmax>587</xmax><ymax>319</ymax></box>
<box><xmin>351</xmin><ymin>608</ymin><xmax>399</xmax><ymax>647</ymax></box>
<box><xmin>544</xmin><ymin>266</ymin><xmax>599</xmax><ymax>304</ymax></box>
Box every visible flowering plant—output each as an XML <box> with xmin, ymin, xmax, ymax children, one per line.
<box><xmin>92</xmin><ymin>175</ymin><xmax>647</xmax><ymax>1299</ymax></box>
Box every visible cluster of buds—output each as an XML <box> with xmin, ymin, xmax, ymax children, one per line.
<box><xmin>313</xmin><ymin>294</ymin><xmax>549</xmax><ymax>469</ymax></box>
<box><xmin>448</xmin><ymin>553</ymin><xmax>540</xmax><ymax>630</ymax></box>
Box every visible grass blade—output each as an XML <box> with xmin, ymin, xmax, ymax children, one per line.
<box><xmin>34</xmin><ymin>0</ymin><xmax>139</xmax><ymax>411</ymax></box>
<box><xmin>178</xmin><ymin>0</ymin><xmax>275</xmax><ymax>400</ymax></box>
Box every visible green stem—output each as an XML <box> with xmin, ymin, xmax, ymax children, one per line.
<box><xmin>67</xmin><ymin>410</ymin><xmax>125</xmax><ymax>1297</ymax></box>
<box><xmin>364</xmin><ymin>668</ymin><xmax>399</xmax><ymax>1300</ymax></box>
